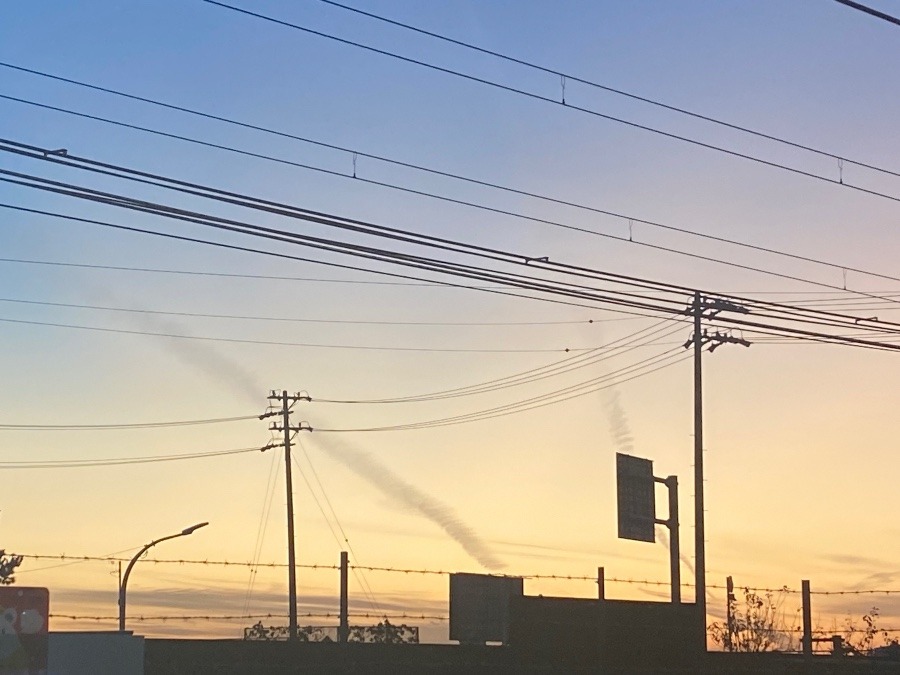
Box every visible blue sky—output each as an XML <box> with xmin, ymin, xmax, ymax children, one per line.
<box><xmin>2</xmin><ymin>0</ymin><xmax>900</xmax><ymax>642</ymax></box>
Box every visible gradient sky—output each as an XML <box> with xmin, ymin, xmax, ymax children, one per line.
<box><xmin>1</xmin><ymin>0</ymin><xmax>900</xmax><ymax>643</ymax></box>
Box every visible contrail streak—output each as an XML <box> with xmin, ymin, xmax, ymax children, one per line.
<box><xmin>99</xmin><ymin>287</ymin><xmax>264</xmax><ymax>404</ymax></box>
<box><xmin>313</xmin><ymin>435</ymin><xmax>505</xmax><ymax>571</ymax></box>
<box><xmin>655</xmin><ymin>525</ymin><xmax>695</xmax><ymax>578</ymax></box>
<box><xmin>604</xmin><ymin>389</ymin><xmax>634</xmax><ymax>455</ymax></box>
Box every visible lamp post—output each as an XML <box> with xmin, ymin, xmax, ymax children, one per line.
<box><xmin>118</xmin><ymin>522</ymin><xmax>208</xmax><ymax>631</ymax></box>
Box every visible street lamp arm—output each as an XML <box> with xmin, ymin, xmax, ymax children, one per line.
<box><xmin>120</xmin><ymin>533</ymin><xmax>182</xmax><ymax>602</ymax></box>
<box><xmin>118</xmin><ymin>522</ymin><xmax>208</xmax><ymax>631</ymax></box>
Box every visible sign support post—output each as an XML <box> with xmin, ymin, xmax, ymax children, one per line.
<box><xmin>616</xmin><ymin>453</ymin><xmax>681</xmax><ymax>604</ymax></box>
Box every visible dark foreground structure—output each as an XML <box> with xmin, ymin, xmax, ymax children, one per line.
<box><xmin>144</xmin><ymin>639</ymin><xmax>900</xmax><ymax>674</ymax></box>
<box><xmin>144</xmin><ymin>598</ymin><xmax>898</xmax><ymax>673</ymax></box>
<box><xmin>142</xmin><ymin>587</ymin><xmax>899</xmax><ymax>673</ymax></box>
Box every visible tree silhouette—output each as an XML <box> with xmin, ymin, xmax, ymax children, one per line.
<box><xmin>708</xmin><ymin>586</ymin><xmax>799</xmax><ymax>652</ymax></box>
<box><xmin>841</xmin><ymin>607</ymin><xmax>891</xmax><ymax>655</ymax></box>
<box><xmin>0</xmin><ymin>550</ymin><xmax>23</xmax><ymax>585</ymax></box>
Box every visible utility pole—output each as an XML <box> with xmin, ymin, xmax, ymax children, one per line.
<box><xmin>685</xmin><ymin>293</ymin><xmax>750</xmax><ymax>634</ymax></box>
<box><xmin>263</xmin><ymin>390</ymin><xmax>312</xmax><ymax>641</ymax></box>
<box><xmin>692</xmin><ymin>291</ymin><xmax>705</xmax><ymax>624</ymax></box>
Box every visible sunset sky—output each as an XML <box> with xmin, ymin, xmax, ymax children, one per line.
<box><xmin>1</xmin><ymin>0</ymin><xmax>899</xmax><ymax>644</ymax></box>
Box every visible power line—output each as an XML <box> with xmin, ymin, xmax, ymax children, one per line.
<box><xmin>834</xmin><ymin>0</ymin><xmax>900</xmax><ymax>27</ymax></box>
<box><xmin>0</xmin><ymin>315</ymin><xmax>592</xmax><ymax>354</ymax></box>
<box><xmin>3</xmin><ymin>254</ymin><xmax>897</xmax><ymax>310</ymax></box>
<box><xmin>0</xmin><ymin>169</ymin><xmax>695</xmax><ymax>319</ymax></box>
<box><xmin>201</xmin><ymin>1</ymin><xmax>900</xmax><ymax>207</ymax></box>
<box><xmin>244</xmin><ymin>445</ymin><xmax>280</xmax><ymax>619</ymax></box>
<box><xmin>0</xmin><ymin>141</ymin><xmax>698</xmax><ymax>313</ymax></box>
<box><xmin>0</xmin><ymin>295</ymin><xmax>604</xmax><ymax>327</ymax></box>
<box><xmin>0</xmin><ymin>446</ymin><xmax>268</xmax><ymax>469</ymax></box>
<box><xmin>4</xmin><ymin>189</ymin><xmax>899</xmax><ymax>357</ymax></box>
<box><xmin>0</xmin><ymin>414</ymin><xmax>256</xmax><ymax>430</ymax></box>
<box><xmin>317</xmin><ymin>0</ymin><xmax>900</xmax><ymax>181</ymax></box>
<box><xmin>12</xmin><ymin>137</ymin><xmax>900</xmax><ymax>331</ymax></box>
<box><xmin>10</xmin><ymin>136</ymin><xmax>900</xmax><ymax>329</ymax></box>
<box><xmin>1</xmin><ymin>253</ymin><xmax>897</xmax><ymax>305</ymax></box>
<box><xmin>4</xmin><ymin>91</ymin><xmax>900</xmax><ymax>291</ymax></box>
<box><xmin>0</xmin><ymin>138</ymin><xmax>695</xmax><ymax>303</ymax></box>
<box><xmin>315</xmin><ymin>318</ymin><xmax>683</xmax><ymax>404</ymax></box>
<box><xmin>5</xmin><ymin>142</ymin><xmax>900</xmax><ymax>353</ymax></box>
<box><xmin>0</xmin><ymin>201</ymin><xmax>647</xmax><ymax>317</ymax></box>
<box><xmin>0</xmin><ymin>255</ymin><xmax>513</xmax><ymax>289</ymax></box>
<box><xmin>14</xmin><ymin>157</ymin><xmax>894</xmax><ymax>357</ymax></box>
<box><xmin>313</xmin><ymin>348</ymin><xmax>691</xmax><ymax>432</ymax></box>
<box><xmin>291</xmin><ymin>443</ymin><xmax>381</xmax><ymax>612</ymax></box>
<box><xmin>0</xmin><ymin>202</ymin><xmax>675</xmax><ymax>321</ymax></box>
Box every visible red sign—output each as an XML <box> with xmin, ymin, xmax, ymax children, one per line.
<box><xmin>0</xmin><ymin>587</ymin><xmax>48</xmax><ymax>674</ymax></box>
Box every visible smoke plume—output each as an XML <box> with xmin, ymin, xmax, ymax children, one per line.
<box><xmin>604</xmin><ymin>389</ymin><xmax>634</xmax><ymax>454</ymax></box>
<box><xmin>118</xmin><ymin>301</ymin><xmax>264</xmax><ymax>404</ymax></box>
<box><xmin>314</xmin><ymin>435</ymin><xmax>505</xmax><ymax>571</ymax></box>
<box><xmin>655</xmin><ymin>525</ymin><xmax>696</xmax><ymax>577</ymax></box>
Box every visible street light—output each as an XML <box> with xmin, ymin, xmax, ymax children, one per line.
<box><xmin>118</xmin><ymin>522</ymin><xmax>209</xmax><ymax>631</ymax></box>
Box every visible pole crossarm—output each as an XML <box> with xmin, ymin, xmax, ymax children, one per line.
<box><xmin>269</xmin><ymin>422</ymin><xmax>314</xmax><ymax>433</ymax></box>
<box><xmin>684</xmin><ymin>329</ymin><xmax>752</xmax><ymax>353</ymax></box>
<box><xmin>267</xmin><ymin>391</ymin><xmax>312</xmax><ymax>403</ymax></box>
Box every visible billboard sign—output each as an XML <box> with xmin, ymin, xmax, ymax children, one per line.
<box><xmin>616</xmin><ymin>453</ymin><xmax>656</xmax><ymax>542</ymax></box>
<box><xmin>449</xmin><ymin>573</ymin><xmax>523</xmax><ymax>645</ymax></box>
<box><xmin>0</xmin><ymin>586</ymin><xmax>48</xmax><ymax>674</ymax></box>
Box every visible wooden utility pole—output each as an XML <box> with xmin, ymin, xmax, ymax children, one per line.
<box><xmin>687</xmin><ymin>293</ymin><xmax>750</xmax><ymax>636</ymax></box>
<box><xmin>692</xmin><ymin>291</ymin><xmax>706</xmax><ymax>624</ymax></box>
<box><xmin>267</xmin><ymin>390</ymin><xmax>311</xmax><ymax>641</ymax></box>
<box><xmin>282</xmin><ymin>390</ymin><xmax>298</xmax><ymax>640</ymax></box>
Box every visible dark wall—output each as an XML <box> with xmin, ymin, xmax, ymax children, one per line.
<box><xmin>507</xmin><ymin>596</ymin><xmax>704</xmax><ymax>668</ymax></box>
<box><xmin>144</xmin><ymin>640</ymin><xmax>545</xmax><ymax>675</ymax></box>
<box><xmin>145</xmin><ymin>638</ymin><xmax>900</xmax><ymax>674</ymax></box>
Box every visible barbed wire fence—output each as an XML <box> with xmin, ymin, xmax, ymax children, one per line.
<box><xmin>13</xmin><ymin>552</ymin><xmax>900</xmax><ymax>646</ymax></box>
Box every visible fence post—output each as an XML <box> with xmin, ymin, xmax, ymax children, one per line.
<box><xmin>597</xmin><ymin>566</ymin><xmax>605</xmax><ymax>600</ymax></box>
<box><xmin>725</xmin><ymin>576</ymin><xmax>734</xmax><ymax>652</ymax></box>
<box><xmin>801</xmin><ymin>579</ymin><xmax>812</xmax><ymax>657</ymax></box>
<box><xmin>339</xmin><ymin>552</ymin><xmax>349</xmax><ymax>643</ymax></box>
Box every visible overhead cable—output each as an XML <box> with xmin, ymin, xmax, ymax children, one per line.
<box><xmin>316</xmin><ymin>318</ymin><xmax>684</xmax><ymax>404</ymax></box>
<box><xmin>3</xmin><ymin>92</ymin><xmax>899</xmax><ymax>290</ymax></box>
<box><xmin>201</xmin><ymin>1</ymin><xmax>900</xmax><ymax>206</ymax></box>
<box><xmin>4</xmin><ymin>140</ymin><xmax>900</xmax><ymax>352</ymax></box>
<box><xmin>0</xmin><ymin>295</ymin><xmax>605</xmax><ymax>327</ymax></box>
<box><xmin>0</xmin><ymin>446</ymin><xmax>266</xmax><ymax>469</ymax></box>
<box><xmin>833</xmin><ymin>0</ymin><xmax>900</xmax><ymax>27</ymax></box>
<box><xmin>7</xmin><ymin>136</ymin><xmax>900</xmax><ymax>323</ymax></box>
<box><xmin>314</xmin><ymin>349</ymin><xmax>691</xmax><ymax>432</ymax></box>
<box><xmin>317</xmin><ymin>0</ymin><xmax>900</xmax><ymax>180</ymax></box>
<box><xmin>0</xmin><ymin>414</ymin><xmax>256</xmax><ymax>431</ymax></box>
<box><xmin>0</xmin><ymin>201</ymin><xmax>671</xmax><ymax>320</ymax></box>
